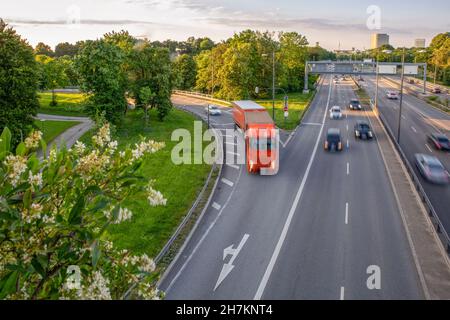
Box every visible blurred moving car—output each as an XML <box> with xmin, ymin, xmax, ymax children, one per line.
<box><xmin>428</xmin><ymin>133</ymin><xmax>450</xmax><ymax>152</ymax></box>
<box><xmin>354</xmin><ymin>121</ymin><xmax>374</xmax><ymax>140</ymax></box>
<box><xmin>431</xmin><ymin>87</ymin><xmax>442</xmax><ymax>94</ymax></box>
<box><xmin>349</xmin><ymin>99</ymin><xmax>362</xmax><ymax>111</ymax></box>
<box><xmin>205</xmin><ymin>105</ymin><xmax>222</xmax><ymax>116</ymax></box>
<box><xmin>386</xmin><ymin>91</ymin><xmax>399</xmax><ymax>100</ymax></box>
<box><xmin>324</xmin><ymin>128</ymin><xmax>343</xmax><ymax>152</ymax></box>
<box><xmin>415</xmin><ymin>154</ymin><xmax>450</xmax><ymax>185</ymax></box>
<box><xmin>329</xmin><ymin>106</ymin><xmax>343</xmax><ymax>119</ymax></box>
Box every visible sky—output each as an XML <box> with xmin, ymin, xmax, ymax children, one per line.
<box><xmin>1</xmin><ymin>0</ymin><xmax>449</xmax><ymax>50</ymax></box>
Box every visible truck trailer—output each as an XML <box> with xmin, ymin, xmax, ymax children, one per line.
<box><xmin>232</xmin><ymin>101</ymin><xmax>279</xmax><ymax>175</ymax></box>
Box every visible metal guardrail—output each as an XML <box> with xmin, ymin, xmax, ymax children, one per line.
<box><xmin>377</xmin><ymin>110</ymin><xmax>450</xmax><ymax>256</ymax></box>
<box><xmin>172</xmin><ymin>90</ymin><xmax>232</xmax><ymax>106</ymax></box>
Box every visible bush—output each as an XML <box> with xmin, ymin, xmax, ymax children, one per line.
<box><xmin>0</xmin><ymin>124</ymin><xmax>167</xmax><ymax>299</ymax></box>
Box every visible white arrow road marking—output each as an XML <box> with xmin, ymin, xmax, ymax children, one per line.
<box><xmin>214</xmin><ymin>234</ymin><xmax>250</xmax><ymax>291</ymax></box>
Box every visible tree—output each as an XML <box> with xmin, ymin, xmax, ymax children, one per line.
<box><xmin>173</xmin><ymin>54</ymin><xmax>197</xmax><ymax>90</ymax></box>
<box><xmin>130</xmin><ymin>42</ymin><xmax>173</xmax><ymax>121</ymax></box>
<box><xmin>278</xmin><ymin>32</ymin><xmax>309</xmax><ymax>92</ymax></box>
<box><xmin>35</xmin><ymin>42</ymin><xmax>54</xmax><ymax>57</ymax></box>
<box><xmin>0</xmin><ymin>124</ymin><xmax>166</xmax><ymax>299</ymax></box>
<box><xmin>75</xmin><ymin>40</ymin><xmax>127</xmax><ymax>125</ymax></box>
<box><xmin>0</xmin><ymin>20</ymin><xmax>39</xmax><ymax>147</ymax></box>
<box><xmin>54</xmin><ymin>42</ymin><xmax>82</xmax><ymax>58</ymax></box>
<box><xmin>36</xmin><ymin>55</ymin><xmax>69</xmax><ymax>106</ymax></box>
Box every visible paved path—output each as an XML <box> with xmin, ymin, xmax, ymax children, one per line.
<box><xmin>36</xmin><ymin>113</ymin><xmax>94</xmax><ymax>156</ymax></box>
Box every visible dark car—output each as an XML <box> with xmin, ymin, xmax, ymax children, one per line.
<box><xmin>415</xmin><ymin>154</ymin><xmax>450</xmax><ymax>185</ymax></box>
<box><xmin>354</xmin><ymin>121</ymin><xmax>374</xmax><ymax>140</ymax></box>
<box><xmin>428</xmin><ymin>133</ymin><xmax>450</xmax><ymax>152</ymax></box>
<box><xmin>349</xmin><ymin>99</ymin><xmax>362</xmax><ymax>111</ymax></box>
<box><xmin>324</xmin><ymin>128</ymin><xmax>343</xmax><ymax>152</ymax></box>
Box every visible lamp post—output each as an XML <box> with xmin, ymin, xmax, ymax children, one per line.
<box><xmin>397</xmin><ymin>48</ymin><xmax>406</xmax><ymax>144</ymax></box>
<box><xmin>375</xmin><ymin>50</ymin><xmax>392</xmax><ymax>112</ymax></box>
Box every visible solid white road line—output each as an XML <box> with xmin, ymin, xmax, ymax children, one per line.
<box><xmin>225</xmin><ymin>142</ymin><xmax>236</xmax><ymax>146</ymax></box>
<box><xmin>221</xmin><ymin>178</ymin><xmax>234</xmax><ymax>187</ymax></box>
<box><xmin>340</xmin><ymin>287</ymin><xmax>345</xmax><ymax>300</ymax></box>
<box><xmin>302</xmin><ymin>122</ymin><xmax>322</xmax><ymax>126</ymax></box>
<box><xmin>346</xmin><ymin>163</ymin><xmax>350</xmax><ymax>176</ymax></box>
<box><xmin>226</xmin><ymin>164</ymin><xmax>240</xmax><ymax>170</ymax></box>
<box><xmin>411</xmin><ymin>126</ymin><xmax>417</xmax><ymax>133</ymax></box>
<box><xmin>212</xmin><ymin>202</ymin><xmax>222</xmax><ymax>211</ymax></box>
<box><xmin>425</xmin><ymin>144</ymin><xmax>433</xmax><ymax>153</ymax></box>
<box><xmin>227</xmin><ymin>151</ymin><xmax>240</xmax><ymax>156</ymax></box>
<box><xmin>345</xmin><ymin>203</ymin><xmax>349</xmax><ymax>225</ymax></box>
<box><xmin>254</xmin><ymin>77</ymin><xmax>332</xmax><ymax>300</ymax></box>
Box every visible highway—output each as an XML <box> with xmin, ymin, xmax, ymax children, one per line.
<box><xmin>160</xmin><ymin>76</ymin><xmax>423</xmax><ymax>299</ymax></box>
<box><xmin>361</xmin><ymin>76</ymin><xmax>450</xmax><ymax>236</ymax></box>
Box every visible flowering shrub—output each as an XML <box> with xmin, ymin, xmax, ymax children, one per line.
<box><xmin>0</xmin><ymin>123</ymin><xmax>166</xmax><ymax>299</ymax></box>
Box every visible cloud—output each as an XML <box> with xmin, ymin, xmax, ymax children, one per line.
<box><xmin>4</xmin><ymin>18</ymin><xmax>156</xmax><ymax>26</ymax></box>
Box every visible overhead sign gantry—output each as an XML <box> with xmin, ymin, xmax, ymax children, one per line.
<box><xmin>303</xmin><ymin>60</ymin><xmax>428</xmax><ymax>94</ymax></box>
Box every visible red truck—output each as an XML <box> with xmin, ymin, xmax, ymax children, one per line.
<box><xmin>232</xmin><ymin>101</ymin><xmax>279</xmax><ymax>175</ymax></box>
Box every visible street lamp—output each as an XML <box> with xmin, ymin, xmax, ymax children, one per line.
<box><xmin>262</xmin><ymin>51</ymin><xmax>276</xmax><ymax>120</ymax></box>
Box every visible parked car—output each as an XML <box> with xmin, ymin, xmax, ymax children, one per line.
<box><xmin>205</xmin><ymin>105</ymin><xmax>222</xmax><ymax>116</ymax></box>
<box><xmin>329</xmin><ymin>106</ymin><xmax>343</xmax><ymax>119</ymax></box>
<box><xmin>354</xmin><ymin>121</ymin><xmax>374</xmax><ymax>140</ymax></box>
<box><xmin>349</xmin><ymin>99</ymin><xmax>362</xmax><ymax>111</ymax></box>
<box><xmin>431</xmin><ymin>87</ymin><xmax>442</xmax><ymax>94</ymax></box>
<box><xmin>428</xmin><ymin>133</ymin><xmax>450</xmax><ymax>152</ymax></box>
<box><xmin>324</xmin><ymin>128</ymin><xmax>343</xmax><ymax>152</ymax></box>
<box><xmin>415</xmin><ymin>154</ymin><xmax>450</xmax><ymax>185</ymax></box>
<box><xmin>386</xmin><ymin>91</ymin><xmax>399</xmax><ymax>100</ymax></box>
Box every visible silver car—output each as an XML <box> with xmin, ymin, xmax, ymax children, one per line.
<box><xmin>329</xmin><ymin>106</ymin><xmax>343</xmax><ymax>120</ymax></box>
<box><xmin>415</xmin><ymin>154</ymin><xmax>450</xmax><ymax>185</ymax></box>
<box><xmin>205</xmin><ymin>105</ymin><xmax>222</xmax><ymax>116</ymax></box>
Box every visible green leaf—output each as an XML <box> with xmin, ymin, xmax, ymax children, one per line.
<box><xmin>31</xmin><ymin>257</ymin><xmax>46</xmax><ymax>278</ymax></box>
<box><xmin>23</xmin><ymin>189</ymin><xmax>32</xmax><ymax>210</ymax></box>
<box><xmin>0</xmin><ymin>270</ymin><xmax>18</xmax><ymax>299</ymax></box>
<box><xmin>68</xmin><ymin>196</ymin><xmax>85</xmax><ymax>225</ymax></box>
<box><xmin>0</xmin><ymin>127</ymin><xmax>12</xmax><ymax>153</ymax></box>
<box><xmin>91</xmin><ymin>240</ymin><xmax>101</xmax><ymax>268</ymax></box>
<box><xmin>16</xmin><ymin>142</ymin><xmax>26</xmax><ymax>156</ymax></box>
<box><xmin>40</xmin><ymin>139</ymin><xmax>47</xmax><ymax>159</ymax></box>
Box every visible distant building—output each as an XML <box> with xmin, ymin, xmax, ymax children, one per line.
<box><xmin>414</xmin><ymin>39</ymin><xmax>426</xmax><ymax>48</ymax></box>
<box><xmin>371</xmin><ymin>33</ymin><xmax>390</xmax><ymax>49</ymax></box>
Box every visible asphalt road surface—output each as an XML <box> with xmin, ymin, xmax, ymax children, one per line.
<box><xmin>361</xmin><ymin>76</ymin><xmax>450</xmax><ymax>238</ymax></box>
<box><xmin>160</xmin><ymin>76</ymin><xmax>423</xmax><ymax>300</ymax></box>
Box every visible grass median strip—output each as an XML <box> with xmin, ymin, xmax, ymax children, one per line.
<box><xmin>256</xmin><ymin>91</ymin><xmax>315</xmax><ymax>130</ymax></box>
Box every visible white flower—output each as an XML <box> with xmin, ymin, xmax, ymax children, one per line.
<box><xmin>116</xmin><ymin>207</ymin><xmax>132</xmax><ymax>224</ymax></box>
<box><xmin>73</xmin><ymin>141</ymin><xmax>86</xmax><ymax>155</ymax></box>
<box><xmin>75</xmin><ymin>150</ymin><xmax>110</xmax><ymax>179</ymax></box>
<box><xmin>147</xmin><ymin>186</ymin><xmax>167</xmax><ymax>206</ymax></box>
<box><xmin>28</xmin><ymin>171</ymin><xmax>43</xmax><ymax>189</ymax></box>
<box><xmin>3</xmin><ymin>155</ymin><xmax>27</xmax><ymax>187</ymax></box>
<box><xmin>24</xmin><ymin>131</ymin><xmax>42</xmax><ymax>149</ymax></box>
<box><xmin>79</xmin><ymin>271</ymin><xmax>112</xmax><ymax>300</ymax></box>
<box><xmin>137</xmin><ymin>254</ymin><xmax>156</xmax><ymax>273</ymax></box>
<box><xmin>92</xmin><ymin>123</ymin><xmax>111</xmax><ymax>148</ymax></box>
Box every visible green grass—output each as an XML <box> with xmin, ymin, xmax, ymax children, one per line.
<box><xmin>38</xmin><ymin>92</ymin><xmax>88</xmax><ymax>116</ymax></box>
<box><xmin>80</xmin><ymin>108</ymin><xmax>211</xmax><ymax>258</ymax></box>
<box><xmin>255</xmin><ymin>91</ymin><xmax>316</xmax><ymax>130</ymax></box>
<box><xmin>34</xmin><ymin>120</ymin><xmax>81</xmax><ymax>144</ymax></box>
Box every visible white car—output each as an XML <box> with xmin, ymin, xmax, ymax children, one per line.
<box><xmin>329</xmin><ymin>106</ymin><xmax>343</xmax><ymax>119</ymax></box>
<box><xmin>386</xmin><ymin>91</ymin><xmax>399</xmax><ymax>100</ymax></box>
<box><xmin>205</xmin><ymin>105</ymin><xmax>222</xmax><ymax>116</ymax></box>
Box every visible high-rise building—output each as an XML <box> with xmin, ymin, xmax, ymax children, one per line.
<box><xmin>371</xmin><ymin>33</ymin><xmax>390</xmax><ymax>49</ymax></box>
<box><xmin>414</xmin><ymin>39</ymin><xmax>426</xmax><ymax>48</ymax></box>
